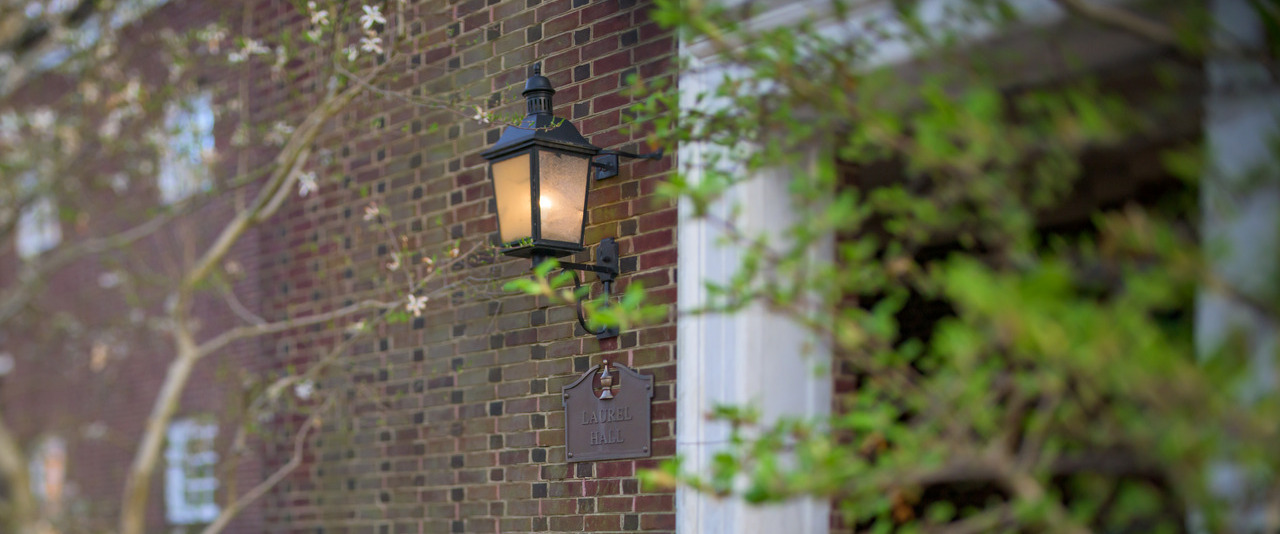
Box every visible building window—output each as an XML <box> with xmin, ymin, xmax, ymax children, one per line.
<box><xmin>165</xmin><ymin>419</ymin><xmax>219</xmax><ymax>524</ymax></box>
<box><xmin>158</xmin><ymin>92</ymin><xmax>215</xmax><ymax>204</ymax></box>
<box><xmin>15</xmin><ymin>173</ymin><xmax>62</xmax><ymax>259</ymax></box>
<box><xmin>29</xmin><ymin>436</ymin><xmax>67</xmax><ymax>511</ymax></box>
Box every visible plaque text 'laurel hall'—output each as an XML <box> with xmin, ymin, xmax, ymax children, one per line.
<box><xmin>582</xmin><ymin>406</ymin><xmax>634</xmax><ymax>445</ymax></box>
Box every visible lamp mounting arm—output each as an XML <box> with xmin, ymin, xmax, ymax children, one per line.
<box><xmin>592</xmin><ymin>148</ymin><xmax>665</xmax><ymax>180</ymax></box>
<box><xmin>532</xmin><ymin>238</ymin><xmax>621</xmax><ymax>339</ymax></box>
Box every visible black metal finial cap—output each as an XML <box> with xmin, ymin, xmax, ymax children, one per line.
<box><xmin>524</xmin><ymin>63</ymin><xmax>555</xmax><ymax>96</ymax></box>
<box><xmin>524</xmin><ymin>62</ymin><xmax>555</xmax><ymax>115</ymax></box>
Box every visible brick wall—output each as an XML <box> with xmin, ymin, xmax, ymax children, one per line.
<box><xmin>0</xmin><ymin>0</ymin><xmax>677</xmax><ymax>531</ymax></box>
<box><xmin>246</xmin><ymin>0</ymin><xmax>679</xmax><ymax>532</ymax></box>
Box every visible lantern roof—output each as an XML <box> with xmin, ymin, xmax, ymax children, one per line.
<box><xmin>482</xmin><ymin>64</ymin><xmax>598</xmax><ymax>161</ymax></box>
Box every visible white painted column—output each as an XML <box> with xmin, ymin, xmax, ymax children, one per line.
<box><xmin>675</xmin><ymin>56</ymin><xmax>832</xmax><ymax>534</ymax></box>
<box><xmin>1198</xmin><ymin>1</ymin><xmax>1279</xmax><ymax>530</ymax></box>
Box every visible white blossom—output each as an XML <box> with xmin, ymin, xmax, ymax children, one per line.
<box><xmin>472</xmin><ymin>105</ymin><xmax>490</xmax><ymax>125</ymax></box>
<box><xmin>123</xmin><ymin>79</ymin><xmax>141</xmax><ymax>104</ymax></box>
<box><xmin>30</xmin><ymin>108</ymin><xmax>55</xmax><ymax>133</ymax></box>
<box><xmin>405</xmin><ymin>294</ymin><xmax>428</xmax><ymax>317</ymax></box>
<box><xmin>0</xmin><ymin>113</ymin><xmax>20</xmax><ymax>143</ymax></box>
<box><xmin>231</xmin><ymin>123</ymin><xmax>250</xmax><ymax>147</ymax></box>
<box><xmin>99</xmin><ymin>109</ymin><xmax>123</xmax><ymax>138</ymax></box>
<box><xmin>386</xmin><ymin>252</ymin><xmax>401</xmax><ymax>271</ymax></box>
<box><xmin>309</xmin><ymin>3</ymin><xmax>330</xmax><ymax>26</ymax></box>
<box><xmin>360</xmin><ymin>5</ymin><xmax>386</xmax><ymax>29</ymax></box>
<box><xmin>298</xmin><ymin>171</ymin><xmax>318</xmax><ymax>197</ymax></box>
<box><xmin>266</xmin><ymin>121</ymin><xmax>294</xmax><ymax>146</ymax></box>
<box><xmin>97</xmin><ymin>271</ymin><xmax>122</xmax><ymax>288</ymax></box>
<box><xmin>245</xmin><ymin>39</ymin><xmax>270</xmax><ymax>55</ymax></box>
<box><xmin>363</xmin><ymin>202</ymin><xmax>380</xmax><ymax>221</ymax></box>
<box><xmin>230</xmin><ymin>39</ymin><xmax>269</xmax><ymax>63</ymax></box>
<box><xmin>198</xmin><ymin>24</ymin><xmax>227</xmax><ymax>52</ymax></box>
<box><xmin>294</xmin><ymin>379</ymin><xmax>316</xmax><ymax>400</ymax></box>
<box><xmin>345</xmin><ymin>46</ymin><xmax>358</xmax><ymax>62</ymax></box>
<box><xmin>81</xmin><ymin>82</ymin><xmax>101</xmax><ymax>103</ymax></box>
<box><xmin>90</xmin><ymin>341</ymin><xmax>110</xmax><ymax>371</ymax></box>
<box><xmin>306</xmin><ymin>28</ymin><xmax>323</xmax><ymax>42</ymax></box>
<box><xmin>271</xmin><ymin>46</ymin><xmax>287</xmax><ymax>78</ymax></box>
<box><xmin>82</xmin><ymin>421</ymin><xmax>108</xmax><ymax>440</ymax></box>
<box><xmin>359</xmin><ymin>35</ymin><xmax>383</xmax><ymax>55</ymax></box>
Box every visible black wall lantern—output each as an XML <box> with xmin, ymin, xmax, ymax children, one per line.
<box><xmin>482</xmin><ymin>64</ymin><xmax>663</xmax><ymax>339</ymax></box>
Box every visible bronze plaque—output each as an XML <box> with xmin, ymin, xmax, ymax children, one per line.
<box><xmin>562</xmin><ymin>360</ymin><xmax>652</xmax><ymax>462</ymax></box>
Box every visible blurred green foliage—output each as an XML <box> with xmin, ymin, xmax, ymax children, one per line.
<box><xmin>506</xmin><ymin>0</ymin><xmax>1280</xmax><ymax>531</ymax></box>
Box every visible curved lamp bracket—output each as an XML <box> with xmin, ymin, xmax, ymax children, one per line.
<box><xmin>536</xmin><ymin>238</ymin><xmax>621</xmax><ymax>339</ymax></box>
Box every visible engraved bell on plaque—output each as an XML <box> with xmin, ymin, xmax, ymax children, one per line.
<box><xmin>598</xmin><ymin>360</ymin><xmax>615</xmax><ymax>400</ymax></box>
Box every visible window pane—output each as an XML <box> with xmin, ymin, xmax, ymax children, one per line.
<box><xmin>159</xmin><ymin>92</ymin><xmax>215</xmax><ymax>204</ymax></box>
<box><xmin>165</xmin><ymin>418</ymin><xmax>219</xmax><ymax>524</ymax></box>
<box><xmin>16</xmin><ymin>196</ymin><xmax>61</xmax><ymax>259</ymax></box>
<box><xmin>537</xmin><ymin>151</ymin><xmax>589</xmax><ymax>244</ymax></box>
<box><xmin>492</xmin><ymin>153</ymin><xmax>532</xmax><ymax>245</ymax></box>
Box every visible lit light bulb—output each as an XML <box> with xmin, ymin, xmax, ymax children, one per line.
<box><xmin>539</xmin><ymin>196</ymin><xmax>553</xmax><ymax>209</ymax></box>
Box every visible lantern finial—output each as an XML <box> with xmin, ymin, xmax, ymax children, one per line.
<box><xmin>524</xmin><ymin>62</ymin><xmax>555</xmax><ymax>116</ymax></box>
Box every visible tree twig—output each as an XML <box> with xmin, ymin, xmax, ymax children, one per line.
<box><xmin>199</xmin><ymin>416</ymin><xmax>318</xmax><ymax>534</ymax></box>
<box><xmin>1049</xmin><ymin>0</ymin><xmax>1181</xmax><ymax>49</ymax></box>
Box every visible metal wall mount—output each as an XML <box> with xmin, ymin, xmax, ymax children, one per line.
<box><xmin>592</xmin><ymin>148</ymin><xmax>665</xmax><ymax>180</ymax></box>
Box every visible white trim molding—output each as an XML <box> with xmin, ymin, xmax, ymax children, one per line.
<box><xmin>676</xmin><ymin>52</ymin><xmax>833</xmax><ymax>534</ymax></box>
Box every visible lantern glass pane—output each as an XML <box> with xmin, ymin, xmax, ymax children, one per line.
<box><xmin>492</xmin><ymin>153</ymin><xmax>532</xmax><ymax>244</ymax></box>
<box><xmin>537</xmin><ymin>150</ymin><xmax>590</xmax><ymax>244</ymax></box>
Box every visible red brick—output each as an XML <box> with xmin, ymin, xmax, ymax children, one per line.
<box><xmin>581</xmin><ymin>37</ymin><xmax>619</xmax><ymax>62</ymax></box>
<box><xmin>543</xmin><ymin>11</ymin><xmax>580</xmax><ymax>35</ymax></box>
<box><xmin>592</xmin><ymin>13</ymin><xmax>631</xmax><ymax>38</ymax></box>
<box><xmin>464</xmin><ymin>11</ymin><xmax>490</xmax><ymax>32</ymax></box>
<box><xmin>592</xmin><ymin>50</ymin><xmax>634</xmax><ymax>75</ymax></box>
<box><xmin>536</xmin><ymin>0</ymin><xmax>574</xmax><ymax>22</ymax></box>
<box><xmin>584</xmin><ymin>515</ymin><xmax>620</xmax><ymax>530</ymax></box>
<box><xmin>630</xmin><ymin>229</ymin><xmax>672</xmax><ymax>254</ymax></box>
<box><xmin>595</xmin><ymin>461</ymin><xmax>634</xmax><ymax>477</ymax></box>
<box><xmin>598</xmin><ymin>496</ymin><xmax>635</xmax><ymax>512</ymax></box>
<box><xmin>640</xmin><ymin>513</ymin><xmax>676</xmax><ymax>529</ymax></box>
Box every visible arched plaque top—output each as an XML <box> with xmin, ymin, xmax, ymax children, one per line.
<box><xmin>561</xmin><ymin>361</ymin><xmax>654</xmax><ymax>400</ymax></box>
<box><xmin>561</xmin><ymin>361</ymin><xmax>654</xmax><ymax>463</ymax></box>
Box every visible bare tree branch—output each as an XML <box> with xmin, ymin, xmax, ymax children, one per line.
<box><xmin>0</xmin><ymin>206</ymin><xmax>175</xmax><ymax>326</ymax></box>
<box><xmin>195</xmin><ymin>299</ymin><xmax>398</xmax><ymax>359</ymax></box>
<box><xmin>0</xmin><ymin>415</ymin><xmax>37</xmax><ymax>534</ymax></box>
<box><xmin>119</xmin><ymin>55</ymin><xmax>394</xmax><ymax>534</ymax></box>
<box><xmin>218</xmin><ymin>281</ymin><xmax>267</xmax><ymax>326</ymax></box>
<box><xmin>199</xmin><ymin>417</ymin><xmax>317</xmax><ymax>534</ymax></box>
<box><xmin>1049</xmin><ymin>0</ymin><xmax>1180</xmax><ymax>49</ymax></box>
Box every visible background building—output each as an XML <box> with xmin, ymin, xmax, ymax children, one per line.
<box><xmin>2</xmin><ymin>0</ymin><xmax>1276</xmax><ymax>533</ymax></box>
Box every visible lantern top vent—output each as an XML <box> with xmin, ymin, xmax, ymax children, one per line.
<box><xmin>481</xmin><ymin>63</ymin><xmax>597</xmax><ymax>161</ymax></box>
<box><xmin>524</xmin><ymin>63</ymin><xmax>555</xmax><ymax>116</ymax></box>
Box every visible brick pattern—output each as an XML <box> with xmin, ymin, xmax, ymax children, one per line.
<box><xmin>248</xmin><ymin>0</ymin><xmax>678</xmax><ymax>532</ymax></box>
